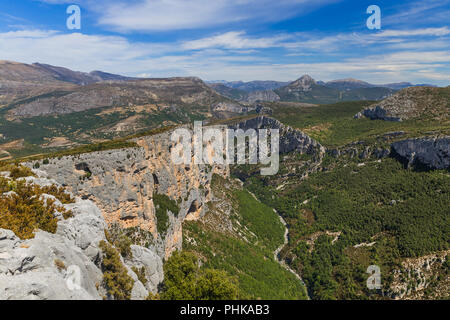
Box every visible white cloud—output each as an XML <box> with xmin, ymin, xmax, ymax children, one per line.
<box><xmin>39</xmin><ymin>0</ymin><xmax>340</xmax><ymax>32</ymax></box>
<box><xmin>0</xmin><ymin>28</ymin><xmax>449</xmax><ymax>85</ymax></box>
<box><xmin>376</xmin><ymin>27</ymin><xmax>450</xmax><ymax>38</ymax></box>
<box><xmin>383</xmin><ymin>0</ymin><xmax>450</xmax><ymax>27</ymax></box>
<box><xmin>0</xmin><ymin>30</ymin><xmax>164</xmax><ymax>73</ymax></box>
<box><xmin>182</xmin><ymin>31</ymin><xmax>289</xmax><ymax>50</ymax></box>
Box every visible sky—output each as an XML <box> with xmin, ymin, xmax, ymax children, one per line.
<box><xmin>0</xmin><ymin>0</ymin><xmax>449</xmax><ymax>85</ymax></box>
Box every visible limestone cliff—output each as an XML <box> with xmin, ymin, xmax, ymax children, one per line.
<box><xmin>230</xmin><ymin>116</ymin><xmax>326</xmax><ymax>155</ymax></box>
<box><xmin>30</xmin><ymin>130</ymin><xmax>229</xmax><ymax>260</ymax></box>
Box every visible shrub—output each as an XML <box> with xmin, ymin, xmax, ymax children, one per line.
<box><xmin>0</xmin><ymin>170</ymin><xmax>73</xmax><ymax>239</ymax></box>
<box><xmin>161</xmin><ymin>251</ymin><xmax>239</xmax><ymax>300</ymax></box>
<box><xmin>105</xmin><ymin>226</ymin><xmax>133</xmax><ymax>259</ymax></box>
<box><xmin>99</xmin><ymin>240</ymin><xmax>134</xmax><ymax>300</ymax></box>
<box><xmin>132</xmin><ymin>266</ymin><xmax>148</xmax><ymax>285</ymax></box>
<box><xmin>40</xmin><ymin>185</ymin><xmax>75</xmax><ymax>205</ymax></box>
<box><xmin>153</xmin><ymin>193</ymin><xmax>179</xmax><ymax>236</ymax></box>
<box><xmin>0</xmin><ymin>164</ymin><xmax>35</xmax><ymax>180</ymax></box>
<box><xmin>146</xmin><ymin>292</ymin><xmax>160</xmax><ymax>300</ymax></box>
<box><xmin>0</xmin><ymin>181</ymin><xmax>59</xmax><ymax>239</ymax></box>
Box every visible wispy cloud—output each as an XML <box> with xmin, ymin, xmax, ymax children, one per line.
<box><xmin>376</xmin><ymin>27</ymin><xmax>450</xmax><ymax>37</ymax></box>
<box><xmin>383</xmin><ymin>0</ymin><xmax>450</xmax><ymax>27</ymax></box>
<box><xmin>182</xmin><ymin>31</ymin><xmax>289</xmax><ymax>50</ymax></box>
<box><xmin>1</xmin><ymin>27</ymin><xmax>449</xmax><ymax>85</ymax></box>
<box><xmin>39</xmin><ymin>0</ymin><xmax>340</xmax><ymax>32</ymax></box>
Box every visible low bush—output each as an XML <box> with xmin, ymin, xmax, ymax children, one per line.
<box><xmin>0</xmin><ymin>165</ymin><xmax>74</xmax><ymax>239</ymax></box>
<box><xmin>99</xmin><ymin>240</ymin><xmax>135</xmax><ymax>300</ymax></box>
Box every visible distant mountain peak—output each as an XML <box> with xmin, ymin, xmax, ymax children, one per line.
<box><xmin>296</xmin><ymin>74</ymin><xmax>315</xmax><ymax>83</ymax></box>
<box><xmin>289</xmin><ymin>75</ymin><xmax>317</xmax><ymax>91</ymax></box>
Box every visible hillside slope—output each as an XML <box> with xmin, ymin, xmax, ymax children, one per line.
<box><xmin>355</xmin><ymin>86</ymin><xmax>450</xmax><ymax>121</ymax></box>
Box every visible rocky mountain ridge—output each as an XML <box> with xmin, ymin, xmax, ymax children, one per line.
<box><xmin>275</xmin><ymin>75</ymin><xmax>397</xmax><ymax>104</ymax></box>
<box><xmin>211</xmin><ymin>77</ymin><xmax>435</xmax><ymax>93</ymax></box>
<box><xmin>355</xmin><ymin>86</ymin><xmax>450</xmax><ymax>121</ymax></box>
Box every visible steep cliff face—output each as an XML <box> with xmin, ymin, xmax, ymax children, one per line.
<box><xmin>392</xmin><ymin>136</ymin><xmax>450</xmax><ymax>170</ymax></box>
<box><xmin>30</xmin><ymin>130</ymin><xmax>229</xmax><ymax>260</ymax></box>
<box><xmin>243</xmin><ymin>90</ymin><xmax>281</xmax><ymax>103</ymax></box>
<box><xmin>230</xmin><ymin>116</ymin><xmax>326</xmax><ymax>156</ymax></box>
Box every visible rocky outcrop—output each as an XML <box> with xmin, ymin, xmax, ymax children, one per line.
<box><xmin>355</xmin><ymin>86</ymin><xmax>449</xmax><ymax>121</ymax></box>
<box><xmin>243</xmin><ymin>90</ymin><xmax>280</xmax><ymax>103</ymax></box>
<box><xmin>211</xmin><ymin>101</ymin><xmax>252</xmax><ymax>119</ymax></box>
<box><xmin>0</xmin><ymin>172</ymin><xmax>163</xmax><ymax>300</ymax></box>
<box><xmin>28</xmin><ymin>130</ymin><xmax>228</xmax><ymax>260</ymax></box>
<box><xmin>391</xmin><ymin>136</ymin><xmax>450</xmax><ymax>170</ymax></box>
<box><xmin>230</xmin><ymin>116</ymin><xmax>326</xmax><ymax>155</ymax></box>
<box><xmin>355</xmin><ymin>106</ymin><xmax>402</xmax><ymax>122</ymax></box>
<box><xmin>389</xmin><ymin>250</ymin><xmax>449</xmax><ymax>300</ymax></box>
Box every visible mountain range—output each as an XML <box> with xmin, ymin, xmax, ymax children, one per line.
<box><xmin>0</xmin><ymin>60</ymin><xmax>443</xmax><ymax>158</ymax></box>
<box><xmin>208</xmin><ymin>76</ymin><xmax>436</xmax><ymax>104</ymax></box>
<box><xmin>209</xmin><ymin>78</ymin><xmax>435</xmax><ymax>92</ymax></box>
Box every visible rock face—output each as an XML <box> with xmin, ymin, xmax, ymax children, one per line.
<box><xmin>212</xmin><ymin>101</ymin><xmax>252</xmax><ymax>119</ymax></box>
<box><xmin>0</xmin><ymin>173</ymin><xmax>163</xmax><ymax>300</ymax></box>
<box><xmin>230</xmin><ymin>116</ymin><xmax>326</xmax><ymax>155</ymax></box>
<box><xmin>358</xmin><ymin>105</ymin><xmax>402</xmax><ymax>122</ymax></box>
<box><xmin>28</xmin><ymin>130</ymin><xmax>228</xmax><ymax>260</ymax></box>
<box><xmin>288</xmin><ymin>75</ymin><xmax>317</xmax><ymax>92</ymax></box>
<box><xmin>391</xmin><ymin>136</ymin><xmax>450</xmax><ymax>170</ymax></box>
<box><xmin>243</xmin><ymin>90</ymin><xmax>280</xmax><ymax>103</ymax></box>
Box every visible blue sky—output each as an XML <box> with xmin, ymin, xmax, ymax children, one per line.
<box><xmin>0</xmin><ymin>0</ymin><xmax>449</xmax><ymax>85</ymax></box>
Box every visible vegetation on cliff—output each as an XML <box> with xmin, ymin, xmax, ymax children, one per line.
<box><xmin>153</xmin><ymin>193</ymin><xmax>180</xmax><ymax>236</ymax></box>
<box><xmin>0</xmin><ymin>164</ymin><xmax>74</xmax><ymax>239</ymax></box>
<box><xmin>99</xmin><ymin>240</ymin><xmax>135</xmax><ymax>300</ymax></box>
<box><xmin>267</xmin><ymin>100</ymin><xmax>449</xmax><ymax>147</ymax></box>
